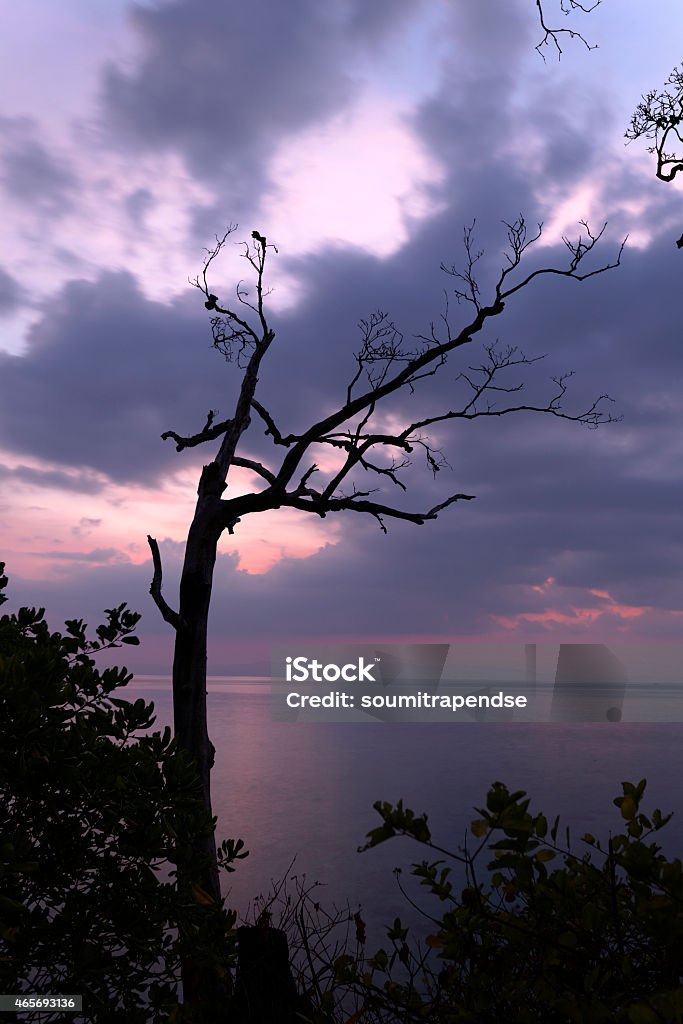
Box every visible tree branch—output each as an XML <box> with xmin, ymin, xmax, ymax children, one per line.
<box><xmin>488</xmin><ymin>218</ymin><xmax>626</xmax><ymax>303</ymax></box>
<box><xmin>231</xmin><ymin>455</ymin><xmax>276</xmax><ymax>485</ymax></box>
<box><xmin>161</xmin><ymin>410</ymin><xmax>233</xmax><ymax>451</ymax></box>
<box><xmin>534</xmin><ymin>0</ymin><xmax>602</xmax><ymax>61</ymax></box>
<box><xmin>173</xmin><ymin>218</ymin><xmax>623</xmax><ymax>554</ymax></box>
<box><xmin>280</xmin><ymin>490</ymin><xmax>477</xmax><ymax>535</ymax></box>
<box><xmin>188</xmin><ymin>228</ymin><xmax>279</xmax><ymax>485</ymax></box>
<box><xmin>403</xmin><ymin>344</ymin><xmax>620</xmax><ymax>433</ymax></box>
<box><xmin>147</xmin><ymin>536</ymin><xmax>181</xmax><ymax>630</ymax></box>
<box><xmin>251</xmin><ymin>399</ymin><xmax>294</xmax><ymax>446</ymax></box>
<box><xmin>268</xmin><ymin>219</ymin><xmax>623</xmax><ymax>499</ymax></box>
<box><xmin>190</xmin><ymin>226</ymin><xmax>261</xmax><ymax>352</ymax></box>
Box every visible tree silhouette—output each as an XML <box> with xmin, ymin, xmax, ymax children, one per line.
<box><xmin>627</xmin><ymin>63</ymin><xmax>683</xmax><ymax>245</ymax></box>
<box><xmin>627</xmin><ymin>65</ymin><xmax>683</xmax><ymax>181</ymax></box>
<box><xmin>147</xmin><ymin>217</ymin><xmax>625</xmax><ymax>922</ymax></box>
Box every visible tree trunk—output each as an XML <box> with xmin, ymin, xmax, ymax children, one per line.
<box><xmin>173</xmin><ymin>525</ymin><xmax>221</xmax><ymax>896</ymax></box>
<box><xmin>173</xmin><ymin>492</ymin><xmax>227</xmax><ymax>1018</ymax></box>
<box><xmin>230</xmin><ymin>926</ymin><xmax>303</xmax><ymax>1023</ymax></box>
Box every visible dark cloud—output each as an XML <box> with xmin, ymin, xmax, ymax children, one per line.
<box><xmin>0</xmin><ymin>463</ymin><xmax>105</xmax><ymax>494</ymax></box>
<box><xmin>341</xmin><ymin>0</ymin><xmax>424</xmax><ymax>43</ymax></box>
<box><xmin>0</xmin><ymin>267</ymin><xmax>23</xmax><ymax>314</ymax></box>
<box><xmin>0</xmin><ymin>271</ymin><xmax>245</xmax><ymax>485</ymax></box>
<box><xmin>0</xmin><ymin>115</ymin><xmax>77</xmax><ymax>213</ymax></box>
<box><xmin>409</xmin><ymin>2</ymin><xmax>533</xmax><ymax>183</ymax></box>
<box><xmin>520</xmin><ymin>79</ymin><xmax>618</xmax><ymax>186</ymax></box>
<box><xmin>101</xmin><ymin>0</ymin><xmax>358</xmax><ymax>186</ymax></box>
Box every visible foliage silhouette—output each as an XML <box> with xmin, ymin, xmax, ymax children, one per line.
<box><xmin>0</xmin><ymin>564</ymin><xmax>246</xmax><ymax>1023</ymax></box>
<box><xmin>341</xmin><ymin>780</ymin><xmax>683</xmax><ymax>1021</ymax></box>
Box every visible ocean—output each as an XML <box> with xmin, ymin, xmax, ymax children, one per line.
<box><xmin>127</xmin><ymin>677</ymin><xmax>683</xmax><ymax>946</ymax></box>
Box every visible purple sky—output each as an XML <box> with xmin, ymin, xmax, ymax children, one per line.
<box><xmin>2</xmin><ymin>0</ymin><xmax>683</xmax><ymax>673</ymax></box>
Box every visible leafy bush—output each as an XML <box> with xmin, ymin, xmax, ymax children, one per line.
<box><xmin>348</xmin><ymin>781</ymin><xmax>683</xmax><ymax>1022</ymax></box>
<box><xmin>0</xmin><ymin>564</ymin><xmax>246</xmax><ymax>1023</ymax></box>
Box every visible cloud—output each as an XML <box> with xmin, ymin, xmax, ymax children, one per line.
<box><xmin>7</xmin><ymin>469</ymin><xmax>682</xmax><ymax>678</ymax></box>
<box><xmin>36</xmin><ymin>547</ymin><xmax>131</xmax><ymax>565</ymax></box>
<box><xmin>0</xmin><ymin>271</ymin><xmax>235</xmax><ymax>484</ymax></box>
<box><xmin>71</xmin><ymin>517</ymin><xmax>102</xmax><ymax>537</ymax></box>
<box><xmin>256</xmin><ymin>94</ymin><xmax>446</xmax><ymax>259</ymax></box>
<box><xmin>124</xmin><ymin>187</ymin><xmax>155</xmax><ymax>226</ymax></box>
<box><xmin>0</xmin><ymin>268</ymin><xmax>23</xmax><ymax>315</ymax></box>
<box><xmin>100</xmin><ymin>0</ymin><xmax>358</xmax><ymax>186</ymax></box>
<box><xmin>0</xmin><ymin>462</ymin><xmax>106</xmax><ymax>494</ymax></box>
<box><xmin>0</xmin><ymin>115</ymin><xmax>78</xmax><ymax>214</ymax></box>
<box><xmin>3</xmin><ymin>0</ymin><xmax>683</xmax><ymax>656</ymax></box>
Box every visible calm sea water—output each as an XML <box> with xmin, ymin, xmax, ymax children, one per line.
<box><xmin>128</xmin><ymin>678</ymin><xmax>683</xmax><ymax>944</ymax></box>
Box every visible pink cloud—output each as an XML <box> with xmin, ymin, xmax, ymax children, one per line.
<box><xmin>0</xmin><ymin>451</ymin><xmax>341</xmax><ymax>579</ymax></box>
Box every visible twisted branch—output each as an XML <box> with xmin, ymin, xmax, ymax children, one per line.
<box><xmin>147</xmin><ymin>535</ymin><xmax>181</xmax><ymax>630</ymax></box>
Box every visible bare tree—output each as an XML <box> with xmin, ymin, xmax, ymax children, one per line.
<box><xmin>627</xmin><ymin>69</ymin><xmax>683</xmax><ymax>243</ymax></box>
<box><xmin>147</xmin><ymin>217</ymin><xmax>624</xmax><ymax>915</ymax></box>
<box><xmin>627</xmin><ymin>65</ymin><xmax>683</xmax><ymax>183</ymax></box>
<box><xmin>626</xmin><ymin>65</ymin><xmax>683</xmax><ymax>247</ymax></box>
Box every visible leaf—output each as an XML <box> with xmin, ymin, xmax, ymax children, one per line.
<box><xmin>358</xmin><ymin>824</ymin><xmax>395</xmax><ymax>851</ymax></box>
<box><xmin>620</xmin><ymin>796</ymin><xmax>637</xmax><ymax>821</ymax></box>
<box><xmin>471</xmin><ymin>819</ymin><xmax>489</xmax><ymax>837</ymax></box>
<box><xmin>370</xmin><ymin>948</ymin><xmax>389</xmax><ymax>970</ymax></box>
<box><xmin>334</xmin><ymin>954</ymin><xmax>356</xmax><ymax>981</ymax></box>
<box><xmin>535</xmin><ymin>849</ymin><xmax>556</xmax><ymax>863</ymax></box>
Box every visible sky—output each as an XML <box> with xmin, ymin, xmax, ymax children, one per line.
<box><xmin>2</xmin><ymin>0</ymin><xmax>683</xmax><ymax>674</ymax></box>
